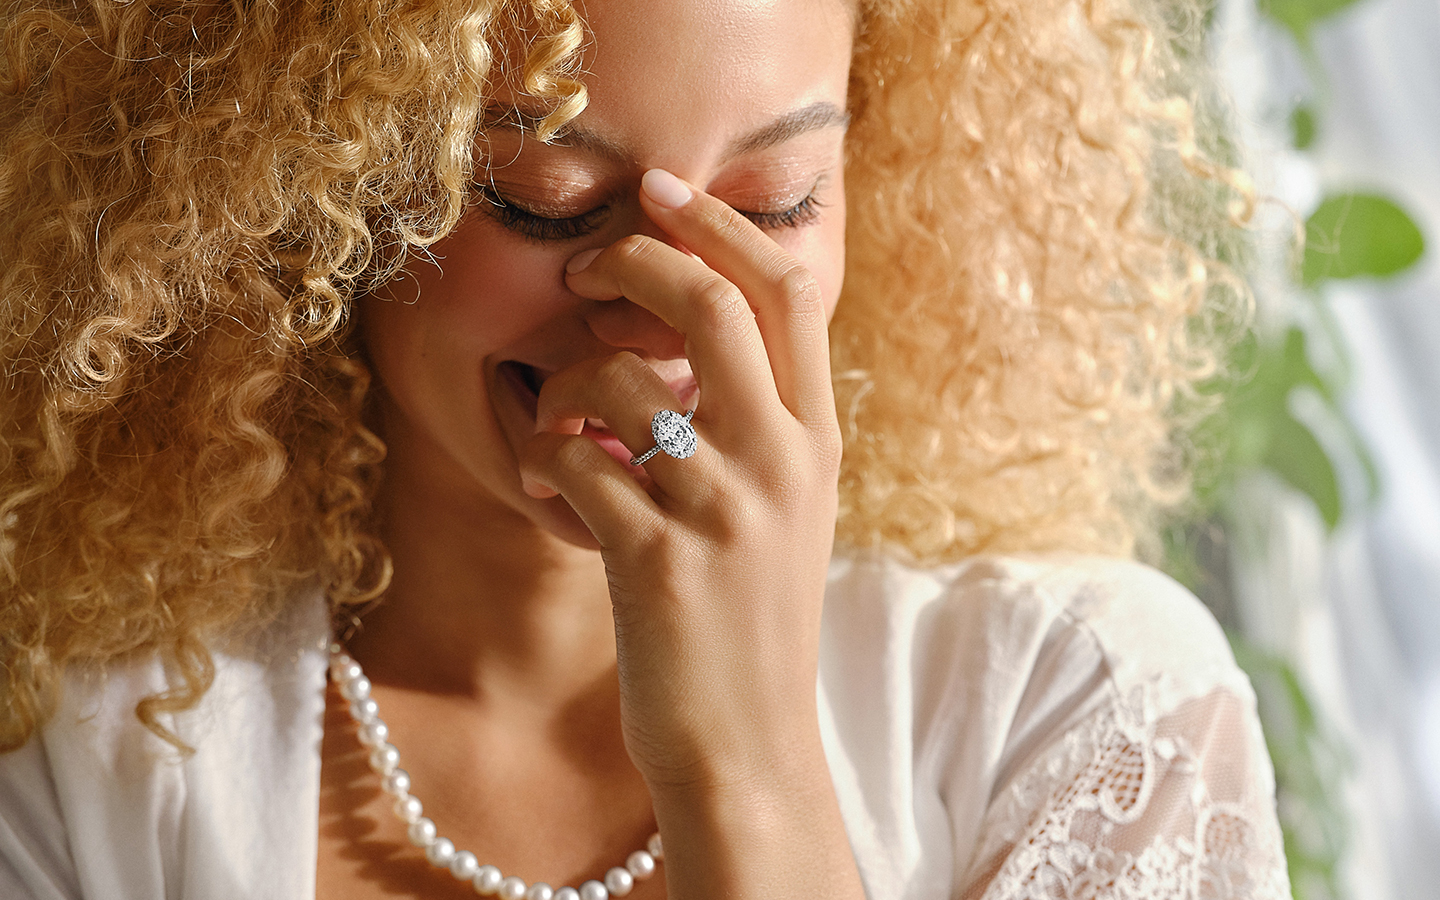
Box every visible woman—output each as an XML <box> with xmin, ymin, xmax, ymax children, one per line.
<box><xmin>0</xmin><ymin>0</ymin><xmax>1286</xmax><ymax>898</ymax></box>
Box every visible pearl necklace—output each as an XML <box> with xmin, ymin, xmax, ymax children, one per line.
<box><xmin>328</xmin><ymin>646</ymin><xmax>663</xmax><ymax>900</ymax></box>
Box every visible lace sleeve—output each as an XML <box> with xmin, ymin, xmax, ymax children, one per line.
<box><xmin>958</xmin><ymin>684</ymin><xmax>1290</xmax><ymax>900</ymax></box>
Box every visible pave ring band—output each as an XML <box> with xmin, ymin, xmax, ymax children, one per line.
<box><xmin>630</xmin><ymin>409</ymin><xmax>698</xmax><ymax>466</ymax></box>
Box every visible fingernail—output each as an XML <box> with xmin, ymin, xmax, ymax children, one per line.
<box><xmin>642</xmin><ymin>169</ymin><xmax>693</xmax><ymax>209</ymax></box>
<box><xmin>566</xmin><ymin>247</ymin><xmax>602</xmax><ymax>274</ymax></box>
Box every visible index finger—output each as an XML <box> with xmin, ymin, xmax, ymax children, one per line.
<box><xmin>637</xmin><ymin>169</ymin><xmax>835</xmax><ymax>427</ymax></box>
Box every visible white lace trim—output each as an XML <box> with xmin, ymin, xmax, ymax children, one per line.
<box><xmin>963</xmin><ymin>683</ymin><xmax>1290</xmax><ymax>900</ymax></box>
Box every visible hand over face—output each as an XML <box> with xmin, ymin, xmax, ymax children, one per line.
<box><xmin>521</xmin><ymin>169</ymin><xmax>843</xmax><ymax>790</ymax></box>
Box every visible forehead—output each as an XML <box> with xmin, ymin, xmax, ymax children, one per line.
<box><xmin>558</xmin><ymin>0</ymin><xmax>854</xmax><ymax>164</ymax></box>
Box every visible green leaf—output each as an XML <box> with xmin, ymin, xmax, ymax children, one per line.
<box><xmin>1279</xmin><ymin>662</ymin><xmax>1320</xmax><ymax>734</ymax></box>
<box><xmin>1258</xmin><ymin>0</ymin><xmax>1363</xmax><ymax>47</ymax></box>
<box><xmin>1263</xmin><ymin>412</ymin><xmax>1342</xmax><ymax>529</ymax></box>
<box><xmin>1303</xmin><ymin>192</ymin><xmax>1426</xmax><ymax>287</ymax></box>
<box><xmin>1278</xmin><ymin>327</ymin><xmax>1330</xmax><ymax>399</ymax></box>
<box><xmin>1224</xmin><ymin>328</ymin><xmax>1330</xmax><ymax>466</ymax></box>
<box><xmin>1290</xmin><ymin>104</ymin><xmax>1317</xmax><ymax>150</ymax></box>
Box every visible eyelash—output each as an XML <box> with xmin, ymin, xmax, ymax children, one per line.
<box><xmin>741</xmin><ymin>193</ymin><xmax>825</xmax><ymax>231</ymax></box>
<box><xmin>475</xmin><ymin>185</ymin><xmax>826</xmax><ymax>242</ymax></box>
<box><xmin>476</xmin><ymin>187</ymin><xmax>613</xmax><ymax>242</ymax></box>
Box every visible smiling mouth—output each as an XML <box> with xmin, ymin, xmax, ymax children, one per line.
<box><xmin>498</xmin><ymin>360</ymin><xmax>544</xmax><ymax>418</ymax></box>
<box><xmin>516</xmin><ymin>361</ymin><xmax>545</xmax><ymax>397</ymax></box>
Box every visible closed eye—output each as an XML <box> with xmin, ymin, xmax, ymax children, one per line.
<box><xmin>476</xmin><ymin>180</ymin><xmax>828</xmax><ymax>242</ymax></box>
<box><xmin>737</xmin><ymin>191</ymin><xmax>825</xmax><ymax>230</ymax></box>
<box><xmin>475</xmin><ymin>186</ymin><xmax>612</xmax><ymax>242</ymax></box>
<box><xmin>734</xmin><ymin>175</ymin><xmax>829</xmax><ymax>231</ymax></box>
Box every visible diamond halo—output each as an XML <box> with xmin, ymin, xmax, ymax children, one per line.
<box><xmin>629</xmin><ymin>409</ymin><xmax>697</xmax><ymax>466</ymax></box>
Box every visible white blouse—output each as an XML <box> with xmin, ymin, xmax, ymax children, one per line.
<box><xmin>0</xmin><ymin>554</ymin><xmax>1290</xmax><ymax>899</ymax></box>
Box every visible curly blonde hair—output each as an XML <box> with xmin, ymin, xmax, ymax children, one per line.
<box><xmin>834</xmin><ymin>0</ymin><xmax>1250</xmax><ymax>561</ymax></box>
<box><xmin>0</xmin><ymin>0</ymin><xmax>1248</xmax><ymax>749</ymax></box>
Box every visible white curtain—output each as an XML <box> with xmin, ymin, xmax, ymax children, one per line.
<box><xmin>1215</xmin><ymin>1</ymin><xmax>1440</xmax><ymax>898</ymax></box>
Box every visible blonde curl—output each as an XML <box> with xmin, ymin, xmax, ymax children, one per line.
<box><xmin>0</xmin><ymin>0</ymin><xmax>589</xmax><ymax>749</ymax></box>
<box><xmin>834</xmin><ymin>0</ymin><xmax>1250</xmax><ymax>563</ymax></box>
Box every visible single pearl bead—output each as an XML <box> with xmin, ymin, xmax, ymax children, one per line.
<box><xmin>525</xmin><ymin>883</ymin><xmax>554</xmax><ymax>900</ymax></box>
<box><xmin>646</xmin><ymin>833</ymin><xmax>663</xmax><ymax>860</ymax></box>
<box><xmin>604</xmin><ymin>867</ymin><xmax>634</xmax><ymax>896</ymax></box>
<box><xmin>426</xmin><ymin>836</ymin><xmax>456</xmax><ymax>867</ymax></box>
<box><xmin>578</xmin><ymin>879</ymin><xmax>609</xmax><ymax>900</ymax></box>
<box><xmin>406</xmin><ymin>817</ymin><xmax>437</xmax><ymax>848</ymax></box>
<box><xmin>381</xmin><ymin>769</ymin><xmax>411</xmax><ymax>796</ymax></box>
<box><xmin>368</xmin><ymin>743</ymin><xmax>400</xmax><ymax>775</ymax></box>
<box><xmin>554</xmin><ymin>889</ymin><xmax>580</xmax><ymax>900</ymax></box>
<box><xmin>625</xmin><ymin>851</ymin><xmax>655</xmax><ymax>879</ymax></box>
<box><xmin>450</xmin><ymin>850</ymin><xmax>480</xmax><ymax>880</ymax></box>
<box><xmin>473</xmin><ymin>865</ymin><xmax>503</xmax><ymax>895</ymax></box>
<box><xmin>339</xmin><ymin>674</ymin><xmax>371</xmax><ymax>701</ymax></box>
<box><xmin>499</xmin><ymin>875</ymin><xmax>528</xmax><ymax>900</ymax></box>
<box><xmin>333</xmin><ymin>660</ymin><xmax>362</xmax><ymax>682</ymax></box>
<box><xmin>358</xmin><ymin>720</ymin><xmax>389</xmax><ymax>747</ymax></box>
<box><xmin>393</xmin><ymin>795</ymin><xmax>423</xmax><ymax>823</ymax></box>
<box><xmin>349</xmin><ymin>697</ymin><xmax>379</xmax><ymax>723</ymax></box>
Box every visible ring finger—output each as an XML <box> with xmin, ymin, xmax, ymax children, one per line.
<box><xmin>534</xmin><ymin>351</ymin><xmax>715</xmax><ymax>494</ymax></box>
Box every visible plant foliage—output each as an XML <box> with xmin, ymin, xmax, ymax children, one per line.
<box><xmin>1169</xmin><ymin>4</ymin><xmax>1431</xmax><ymax>900</ymax></box>
<box><xmin>1302</xmin><ymin>192</ymin><xmax>1426</xmax><ymax>287</ymax></box>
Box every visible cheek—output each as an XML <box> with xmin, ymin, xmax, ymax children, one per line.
<box><xmin>368</xmin><ymin>218</ymin><xmax>573</xmax><ymax>352</ymax></box>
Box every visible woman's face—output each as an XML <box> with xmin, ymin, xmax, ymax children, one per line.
<box><xmin>360</xmin><ymin>0</ymin><xmax>854</xmax><ymax>548</ymax></box>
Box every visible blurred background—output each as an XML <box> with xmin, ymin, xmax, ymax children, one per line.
<box><xmin>1170</xmin><ymin>0</ymin><xmax>1440</xmax><ymax>898</ymax></box>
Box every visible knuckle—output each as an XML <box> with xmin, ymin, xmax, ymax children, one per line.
<box><xmin>777</xmin><ymin>265</ymin><xmax>822</xmax><ymax>309</ymax></box>
<box><xmin>759</xmin><ymin>452</ymin><xmax>810</xmax><ymax>501</ymax></box>
<box><xmin>707</xmin><ymin>492</ymin><xmax>766</xmax><ymax>542</ymax></box>
<box><xmin>595</xmin><ymin>350</ymin><xmax>648</xmax><ymax>390</ymax></box>
<box><xmin>691</xmin><ymin>278</ymin><xmax>748</xmax><ymax>330</ymax></box>
<box><xmin>699</xmin><ymin>201</ymin><xmax>752</xmax><ymax>241</ymax></box>
<box><xmin>631</xmin><ymin>519</ymin><xmax>671</xmax><ymax>558</ymax></box>
<box><xmin>612</xmin><ymin>233</ymin><xmax>655</xmax><ymax>264</ymax></box>
<box><xmin>624</xmin><ymin>524</ymin><xmax>682</xmax><ymax>572</ymax></box>
<box><xmin>748</xmin><ymin>429</ymin><xmax>841</xmax><ymax>512</ymax></box>
<box><xmin>550</xmin><ymin>434</ymin><xmax>598</xmax><ymax>472</ymax></box>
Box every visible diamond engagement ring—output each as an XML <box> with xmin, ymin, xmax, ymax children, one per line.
<box><xmin>630</xmin><ymin>409</ymin><xmax>698</xmax><ymax>466</ymax></box>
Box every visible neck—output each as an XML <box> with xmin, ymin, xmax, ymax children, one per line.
<box><xmin>344</xmin><ymin>444</ymin><xmax>616</xmax><ymax>714</ymax></box>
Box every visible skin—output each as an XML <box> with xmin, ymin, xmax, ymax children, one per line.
<box><xmin>317</xmin><ymin>0</ymin><xmax>861</xmax><ymax>898</ymax></box>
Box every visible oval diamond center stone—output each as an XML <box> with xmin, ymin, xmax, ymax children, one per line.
<box><xmin>652</xmin><ymin>409</ymin><xmax>697</xmax><ymax>460</ymax></box>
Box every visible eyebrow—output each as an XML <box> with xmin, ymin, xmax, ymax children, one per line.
<box><xmin>483</xmin><ymin>101</ymin><xmax>850</xmax><ymax>165</ymax></box>
<box><xmin>721</xmin><ymin>102</ymin><xmax>851</xmax><ymax>160</ymax></box>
